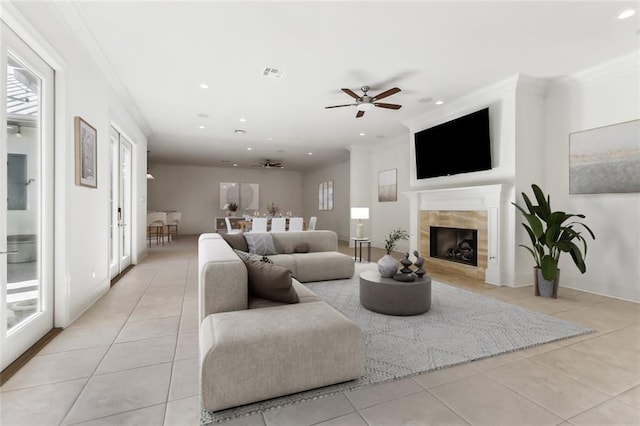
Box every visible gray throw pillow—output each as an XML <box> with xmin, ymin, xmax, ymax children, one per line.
<box><xmin>233</xmin><ymin>249</ymin><xmax>273</xmax><ymax>264</ymax></box>
<box><xmin>222</xmin><ymin>232</ymin><xmax>248</xmax><ymax>252</ymax></box>
<box><xmin>242</xmin><ymin>259</ymin><xmax>299</xmax><ymax>304</ymax></box>
<box><xmin>244</xmin><ymin>232</ymin><xmax>277</xmax><ymax>255</ymax></box>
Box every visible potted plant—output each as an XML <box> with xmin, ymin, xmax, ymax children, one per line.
<box><xmin>512</xmin><ymin>184</ymin><xmax>595</xmax><ymax>298</ymax></box>
<box><xmin>378</xmin><ymin>228</ymin><xmax>410</xmax><ymax>277</ymax></box>
<box><xmin>223</xmin><ymin>202</ymin><xmax>238</xmax><ymax>216</ymax></box>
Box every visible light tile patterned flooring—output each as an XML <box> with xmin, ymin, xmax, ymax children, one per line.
<box><xmin>1</xmin><ymin>234</ymin><xmax>639</xmax><ymax>425</ymax></box>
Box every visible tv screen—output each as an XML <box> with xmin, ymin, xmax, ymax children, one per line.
<box><xmin>414</xmin><ymin>107</ymin><xmax>492</xmax><ymax>179</ymax></box>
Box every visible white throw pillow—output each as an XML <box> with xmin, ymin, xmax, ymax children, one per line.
<box><xmin>244</xmin><ymin>232</ymin><xmax>277</xmax><ymax>256</ymax></box>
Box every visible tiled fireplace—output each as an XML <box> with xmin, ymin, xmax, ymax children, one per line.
<box><xmin>405</xmin><ymin>184</ymin><xmax>502</xmax><ymax>285</ymax></box>
<box><xmin>421</xmin><ymin>210</ymin><xmax>487</xmax><ymax>281</ymax></box>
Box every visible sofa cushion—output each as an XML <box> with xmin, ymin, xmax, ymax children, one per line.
<box><xmin>244</xmin><ymin>232</ymin><xmax>277</xmax><ymax>255</ymax></box>
<box><xmin>294</xmin><ymin>242</ymin><xmax>310</xmax><ymax>253</ymax></box>
<box><xmin>249</xmin><ymin>280</ymin><xmax>322</xmax><ymax>309</ymax></box>
<box><xmin>243</xmin><ymin>259</ymin><xmax>299</xmax><ymax>304</ymax></box>
<box><xmin>290</xmin><ymin>252</ymin><xmax>355</xmax><ymax>283</ymax></box>
<box><xmin>222</xmin><ymin>232</ymin><xmax>249</xmax><ymax>252</ymax></box>
<box><xmin>234</xmin><ymin>249</ymin><xmax>273</xmax><ymax>264</ymax></box>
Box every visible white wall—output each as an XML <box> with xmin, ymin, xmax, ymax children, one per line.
<box><xmin>6</xmin><ymin>2</ymin><xmax>149</xmax><ymax>325</ymax></box>
<box><xmin>147</xmin><ymin>163</ymin><xmax>303</xmax><ymax>235</ymax></box>
<box><xmin>544</xmin><ymin>52</ymin><xmax>640</xmax><ymax>302</ymax></box>
<box><xmin>301</xmin><ymin>160</ymin><xmax>350</xmax><ymax>240</ymax></box>
<box><xmin>370</xmin><ymin>135</ymin><xmax>411</xmax><ymax>254</ymax></box>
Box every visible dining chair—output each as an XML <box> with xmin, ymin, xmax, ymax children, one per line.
<box><xmin>147</xmin><ymin>211</ymin><xmax>167</xmax><ymax>246</ymax></box>
<box><xmin>270</xmin><ymin>217</ymin><xmax>286</xmax><ymax>232</ymax></box>
<box><xmin>166</xmin><ymin>211</ymin><xmax>181</xmax><ymax>241</ymax></box>
<box><xmin>251</xmin><ymin>217</ymin><xmax>268</xmax><ymax>233</ymax></box>
<box><xmin>225</xmin><ymin>216</ymin><xmax>242</xmax><ymax>234</ymax></box>
<box><xmin>288</xmin><ymin>217</ymin><xmax>304</xmax><ymax>231</ymax></box>
<box><xmin>308</xmin><ymin>216</ymin><xmax>317</xmax><ymax>231</ymax></box>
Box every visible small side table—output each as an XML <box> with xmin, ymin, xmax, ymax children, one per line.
<box><xmin>350</xmin><ymin>237</ymin><xmax>371</xmax><ymax>263</ymax></box>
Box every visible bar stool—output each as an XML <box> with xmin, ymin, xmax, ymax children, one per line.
<box><xmin>166</xmin><ymin>212</ymin><xmax>181</xmax><ymax>242</ymax></box>
<box><xmin>147</xmin><ymin>212</ymin><xmax>167</xmax><ymax>247</ymax></box>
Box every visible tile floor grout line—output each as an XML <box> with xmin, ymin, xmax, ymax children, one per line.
<box><xmin>480</xmin><ymin>367</ymin><xmax>599</xmax><ymax>423</ymax></box>
<box><xmin>163</xmin><ymin>255</ymin><xmax>191</xmax><ymax>419</ymax></box>
<box><xmin>58</xmin><ymin>265</ymin><xmax>159</xmax><ymax>425</ymax></box>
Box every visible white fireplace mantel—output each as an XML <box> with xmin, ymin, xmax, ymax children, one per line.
<box><xmin>402</xmin><ymin>184</ymin><xmax>503</xmax><ymax>285</ymax></box>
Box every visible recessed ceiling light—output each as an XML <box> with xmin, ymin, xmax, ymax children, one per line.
<box><xmin>198</xmin><ymin>125</ymin><xmax>205</xmax><ymax>129</ymax></box>
<box><xmin>435</xmin><ymin>100</ymin><xmax>444</xmax><ymax>105</ymax></box>
<box><xmin>235</xmin><ymin>129</ymin><xmax>246</xmax><ymax>134</ymax></box>
<box><xmin>618</xmin><ymin>9</ymin><xmax>636</xmax><ymax>19</ymax></box>
<box><xmin>199</xmin><ymin>83</ymin><xmax>209</xmax><ymax>89</ymax></box>
<box><xmin>247</xmin><ymin>147</ymin><xmax>252</xmax><ymax>151</ymax></box>
<box><xmin>359</xmin><ymin>132</ymin><xmax>366</xmax><ymax>136</ymax></box>
<box><xmin>308</xmin><ymin>152</ymin><xmax>313</xmax><ymax>155</ymax></box>
<box><xmin>233</xmin><ymin>163</ymin><xmax>238</xmax><ymax>167</ymax></box>
<box><xmin>239</xmin><ymin>118</ymin><xmax>247</xmax><ymax>122</ymax></box>
<box><xmin>266</xmin><ymin>137</ymin><xmax>273</xmax><ymax>141</ymax></box>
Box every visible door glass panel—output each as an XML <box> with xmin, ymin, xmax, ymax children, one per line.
<box><xmin>109</xmin><ymin>128</ymin><xmax>118</xmax><ymax>275</ymax></box>
<box><xmin>120</xmin><ymin>141</ymin><xmax>131</xmax><ymax>262</ymax></box>
<box><xmin>6</xmin><ymin>54</ymin><xmax>41</xmax><ymax>331</ymax></box>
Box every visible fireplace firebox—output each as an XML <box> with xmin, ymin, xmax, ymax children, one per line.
<box><xmin>430</xmin><ymin>226</ymin><xmax>478</xmax><ymax>266</ymax></box>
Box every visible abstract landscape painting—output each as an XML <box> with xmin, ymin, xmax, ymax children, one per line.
<box><xmin>569</xmin><ymin>119</ymin><xmax>640</xmax><ymax>194</ymax></box>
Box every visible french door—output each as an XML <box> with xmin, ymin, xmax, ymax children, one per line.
<box><xmin>1</xmin><ymin>22</ymin><xmax>54</xmax><ymax>370</ymax></box>
<box><xmin>109</xmin><ymin>126</ymin><xmax>132</xmax><ymax>280</ymax></box>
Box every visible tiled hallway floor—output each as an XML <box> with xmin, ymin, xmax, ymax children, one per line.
<box><xmin>1</xmin><ymin>235</ymin><xmax>639</xmax><ymax>425</ymax></box>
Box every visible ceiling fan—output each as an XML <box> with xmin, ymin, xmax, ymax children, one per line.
<box><xmin>325</xmin><ymin>86</ymin><xmax>402</xmax><ymax>118</ymax></box>
<box><xmin>252</xmin><ymin>159</ymin><xmax>284</xmax><ymax>169</ymax></box>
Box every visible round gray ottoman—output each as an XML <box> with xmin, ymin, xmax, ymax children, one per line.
<box><xmin>359</xmin><ymin>269</ymin><xmax>431</xmax><ymax>316</ymax></box>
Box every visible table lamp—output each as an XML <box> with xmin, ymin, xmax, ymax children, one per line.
<box><xmin>351</xmin><ymin>207</ymin><xmax>369</xmax><ymax>238</ymax></box>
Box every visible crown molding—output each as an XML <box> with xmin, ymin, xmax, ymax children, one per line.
<box><xmin>549</xmin><ymin>50</ymin><xmax>640</xmax><ymax>89</ymax></box>
<box><xmin>53</xmin><ymin>2</ymin><xmax>151</xmax><ymax>136</ymax></box>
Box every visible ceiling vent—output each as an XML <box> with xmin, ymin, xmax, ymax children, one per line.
<box><xmin>262</xmin><ymin>67</ymin><xmax>285</xmax><ymax>79</ymax></box>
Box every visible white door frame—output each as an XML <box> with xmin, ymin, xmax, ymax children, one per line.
<box><xmin>109</xmin><ymin>125</ymin><xmax>133</xmax><ymax>279</ymax></box>
<box><xmin>1</xmin><ymin>21</ymin><xmax>54</xmax><ymax>370</ymax></box>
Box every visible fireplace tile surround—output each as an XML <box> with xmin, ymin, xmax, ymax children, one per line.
<box><xmin>405</xmin><ymin>184</ymin><xmax>503</xmax><ymax>285</ymax></box>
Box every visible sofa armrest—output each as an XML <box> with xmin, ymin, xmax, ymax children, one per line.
<box><xmin>198</xmin><ymin>233</ymin><xmax>248</xmax><ymax>322</ymax></box>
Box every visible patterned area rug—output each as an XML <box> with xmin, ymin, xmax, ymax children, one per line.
<box><xmin>201</xmin><ymin>263</ymin><xmax>594</xmax><ymax>424</ymax></box>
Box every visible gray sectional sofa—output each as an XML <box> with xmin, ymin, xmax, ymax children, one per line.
<box><xmin>198</xmin><ymin>232</ymin><xmax>364</xmax><ymax>412</ymax></box>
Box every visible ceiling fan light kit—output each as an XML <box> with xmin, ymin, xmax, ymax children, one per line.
<box><xmin>325</xmin><ymin>86</ymin><xmax>402</xmax><ymax>118</ymax></box>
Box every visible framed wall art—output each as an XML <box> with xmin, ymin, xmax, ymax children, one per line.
<box><xmin>378</xmin><ymin>168</ymin><xmax>397</xmax><ymax>202</ymax></box>
<box><xmin>75</xmin><ymin>116</ymin><xmax>97</xmax><ymax>188</ymax></box>
<box><xmin>318</xmin><ymin>180</ymin><xmax>333</xmax><ymax>210</ymax></box>
<box><xmin>220</xmin><ymin>182</ymin><xmax>260</xmax><ymax>211</ymax></box>
<box><xmin>569</xmin><ymin>118</ymin><xmax>640</xmax><ymax>195</ymax></box>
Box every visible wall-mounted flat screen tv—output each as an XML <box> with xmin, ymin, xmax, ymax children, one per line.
<box><xmin>414</xmin><ymin>107</ymin><xmax>492</xmax><ymax>179</ymax></box>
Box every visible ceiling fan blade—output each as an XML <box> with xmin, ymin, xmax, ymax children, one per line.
<box><xmin>374</xmin><ymin>102</ymin><xmax>402</xmax><ymax>110</ymax></box>
<box><xmin>325</xmin><ymin>103</ymin><xmax>356</xmax><ymax>109</ymax></box>
<box><xmin>356</xmin><ymin>110</ymin><xmax>365</xmax><ymax>118</ymax></box>
<box><xmin>341</xmin><ymin>88</ymin><xmax>361</xmax><ymax>100</ymax></box>
<box><xmin>371</xmin><ymin>87</ymin><xmax>401</xmax><ymax>101</ymax></box>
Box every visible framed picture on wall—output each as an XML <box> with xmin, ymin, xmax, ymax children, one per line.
<box><xmin>220</xmin><ymin>182</ymin><xmax>260</xmax><ymax>211</ymax></box>
<box><xmin>378</xmin><ymin>168</ymin><xmax>397</xmax><ymax>202</ymax></box>
<box><xmin>75</xmin><ymin>116</ymin><xmax>97</xmax><ymax>188</ymax></box>
<box><xmin>569</xmin><ymin>118</ymin><xmax>640</xmax><ymax>194</ymax></box>
<box><xmin>318</xmin><ymin>180</ymin><xmax>333</xmax><ymax>210</ymax></box>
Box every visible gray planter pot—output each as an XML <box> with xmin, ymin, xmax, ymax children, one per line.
<box><xmin>534</xmin><ymin>267</ymin><xmax>560</xmax><ymax>298</ymax></box>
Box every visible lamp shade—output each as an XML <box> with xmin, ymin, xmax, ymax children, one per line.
<box><xmin>351</xmin><ymin>207</ymin><xmax>369</xmax><ymax>220</ymax></box>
